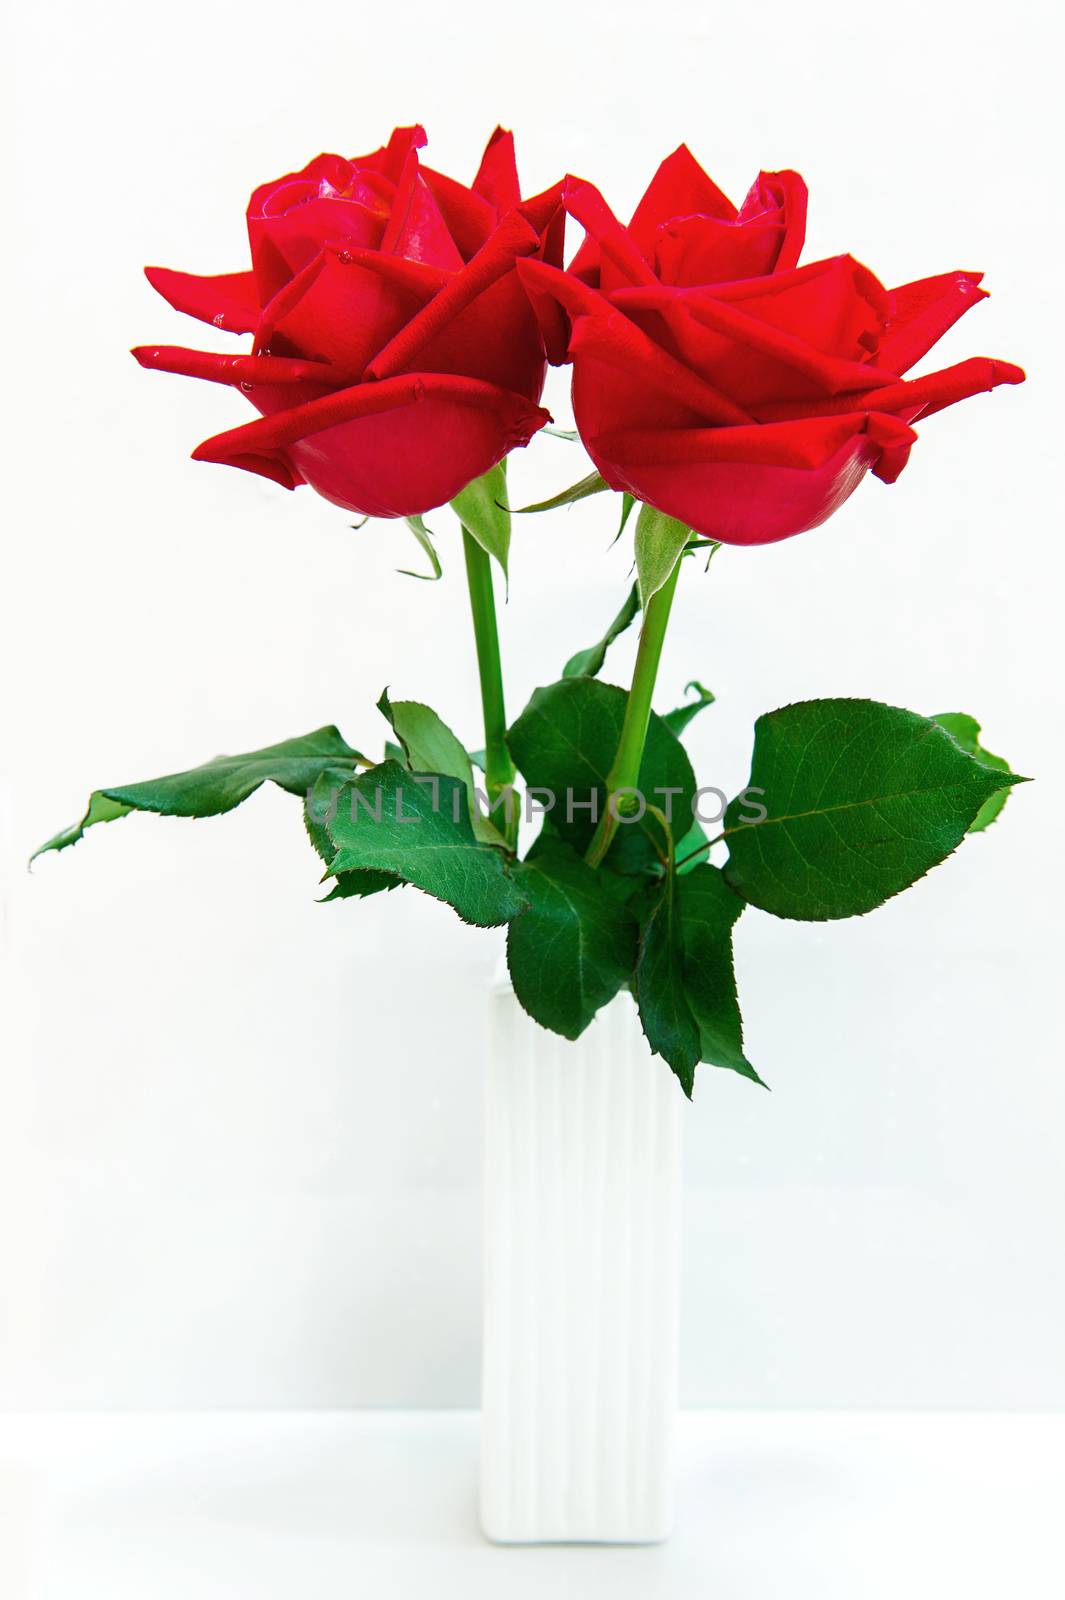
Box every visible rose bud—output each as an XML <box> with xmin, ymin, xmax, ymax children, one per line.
<box><xmin>518</xmin><ymin>146</ymin><xmax>1023</xmax><ymax>546</ymax></box>
<box><xmin>133</xmin><ymin>126</ymin><xmax>562</xmax><ymax>518</ymax></box>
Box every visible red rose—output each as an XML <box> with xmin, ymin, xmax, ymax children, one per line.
<box><xmin>133</xmin><ymin>126</ymin><xmax>561</xmax><ymax>518</ymax></box>
<box><xmin>518</xmin><ymin>145</ymin><xmax>1024</xmax><ymax>545</ymax></box>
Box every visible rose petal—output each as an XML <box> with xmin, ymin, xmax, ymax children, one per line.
<box><xmin>567</xmin><ymin>144</ymin><xmax>738</xmax><ymax>288</ymax></box>
<box><xmin>610</xmin><ymin>281</ymin><xmax>895</xmax><ymax>407</ymax></box>
<box><xmin>876</xmin><ymin>271</ymin><xmax>988</xmax><ymax>374</ymax></box>
<box><xmin>736</xmin><ymin>169</ymin><xmax>807</xmax><ymax>271</ymax></box>
<box><xmin>752</xmin><ymin>356</ymin><xmax>1025</xmax><ymax>424</ymax></box>
<box><xmin>472</xmin><ymin>126</ymin><xmax>521</xmax><ymax>213</ymax></box>
<box><xmin>369</xmin><ymin>210</ymin><xmax>546</xmax><ymax>393</ymax></box>
<box><xmin>131</xmin><ymin>343</ymin><xmax>340</xmax><ymax>427</ymax></box>
<box><xmin>652</xmin><ymin>168</ymin><xmax>808</xmax><ymax>286</ymax></box>
<box><xmin>515</xmin><ymin>254</ymin><xmax>589</xmax><ymax>364</ymax></box>
<box><xmin>378</xmin><ymin>146</ymin><xmax>466</xmax><ymax>268</ymax></box>
<box><xmin>379</xmin><ymin>147</ymin><xmax>464</xmax><ymax>270</ymax></box>
<box><xmin>190</xmin><ymin>372</ymin><xmax>549</xmax><ymax>518</ymax></box>
<box><xmin>588</xmin><ymin>413</ymin><xmax>918</xmax><ymax>545</ymax></box>
<box><xmin>248</xmin><ymin>194</ymin><xmax>387</xmax><ymax>302</ymax></box>
<box><xmin>654</xmin><ymin>216</ymin><xmax>790</xmax><ymax>287</ymax></box>
<box><xmin>243</xmin><ymin>144</ymin><xmax>422</xmax><ymax>301</ymax></box>
<box><xmin>351</xmin><ymin>125</ymin><xmax>428</xmax><ymax>183</ymax></box>
<box><xmin>894</xmin><ymin>356</ymin><xmax>1025</xmax><ymax>421</ymax></box>
<box><xmin>517</xmin><ymin>258</ymin><xmax>752</xmax><ymax>429</ymax></box>
<box><xmin>519</xmin><ymin>180</ymin><xmax>567</xmax><ymax>247</ymax></box>
<box><xmin>421</xmin><ymin>167</ymin><xmax>499</xmax><ymax>259</ymax></box>
<box><xmin>697</xmin><ymin>256</ymin><xmax>892</xmax><ymax>356</ymax></box>
<box><xmin>563</xmin><ymin>176</ymin><xmax>660</xmax><ymax>292</ymax></box>
<box><xmin>258</xmin><ymin>246</ymin><xmax>442</xmax><ymax>374</ymax></box>
<box><xmin>132</xmin><ymin>344</ymin><xmax>342</xmax><ymax>387</ymax></box>
<box><xmin>628</xmin><ymin>144</ymin><xmax>737</xmax><ymax>248</ymax></box>
<box><xmin>143</xmin><ymin>267</ymin><xmax>261</xmax><ymax>334</ymax></box>
<box><xmin>379</xmin><ymin>272</ymin><xmax>547</xmax><ymax>400</ymax></box>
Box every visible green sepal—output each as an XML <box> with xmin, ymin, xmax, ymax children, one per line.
<box><xmin>399</xmin><ymin>515</ymin><xmax>442</xmax><ymax>581</ymax></box>
<box><xmin>511</xmin><ymin>471</ymin><xmax>607</xmax><ymax>514</ymax></box>
<box><xmin>634</xmin><ymin>502</ymin><xmax>691</xmax><ymax>605</ymax></box>
<box><xmin>613</xmin><ymin>493</ymin><xmax>636</xmax><ymax>545</ymax></box>
<box><xmin>563</xmin><ymin>583</ymin><xmax>640</xmax><ymax>679</ymax></box>
<box><xmin>325</xmin><ymin>761</ymin><xmax>526</xmax><ymax>928</ymax></box>
<box><xmin>451</xmin><ymin>461</ymin><xmax>510</xmax><ymax>581</ymax></box>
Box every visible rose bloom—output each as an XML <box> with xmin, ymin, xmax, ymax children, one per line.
<box><xmin>518</xmin><ymin>146</ymin><xmax>1024</xmax><ymax>545</ymax></box>
<box><xmin>134</xmin><ymin>126</ymin><xmax>562</xmax><ymax>518</ymax></box>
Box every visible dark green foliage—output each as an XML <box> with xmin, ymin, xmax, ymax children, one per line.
<box><xmin>325</xmin><ymin>761</ymin><xmax>526</xmax><ymax>928</ymax></box>
<box><xmin>933</xmin><ymin>712</ymin><xmax>1014</xmax><ymax>832</ymax></box>
<box><xmin>635</xmin><ymin>863</ymin><xmax>761</xmax><ymax>1097</ymax></box>
<box><xmin>34</xmin><ymin>726</ymin><xmax>367</xmax><ymax>860</ymax></box>
<box><xmin>723</xmin><ymin>699</ymin><xmax>1025</xmax><ymax>921</ymax></box>
<box><xmin>507</xmin><ymin>834</ymin><xmax>638</xmax><ymax>1039</ymax></box>
<box><xmin>506</xmin><ymin>676</ymin><xmax>696</xmax><ymax>873</ymax></box>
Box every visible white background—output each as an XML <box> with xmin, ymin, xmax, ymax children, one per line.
<box><xmin>4</xmin><ymin>0</ymin><xmax>1062</xmax><ymax>1414</ymax></box>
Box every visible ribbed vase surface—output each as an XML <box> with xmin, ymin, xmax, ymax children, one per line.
<box><xmin>481</xmin><ymin>971</ymin><xmax>683</xmax><ymax>1544</ymax></box>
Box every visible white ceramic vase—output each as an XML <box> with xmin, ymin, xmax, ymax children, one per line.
<box><xmin>481</xmin><ymin>965</ymin><xmax>684</xmax><ymax>1544</ymax></box>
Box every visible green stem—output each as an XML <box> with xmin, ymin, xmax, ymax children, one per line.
<box><xmin>585</xmin><ymin>557</ymin><xmax>683</xmax><ymax>868</ymax></box>
<box><xmin>462</xmin><ymin>528</ymin><xmax>518</xmax><ymax>850</ymax></box>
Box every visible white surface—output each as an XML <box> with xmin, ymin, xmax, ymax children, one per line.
<box><xmin>2</xmin><ymin>1410</ymin><xmax>1062</xmax><ymax>1598</ymax></box>
<box><xmin>482</xmin><ymin>985</ymin><xmax>682</xmax><ymax>1541</ymax></box>
<box><xmin>5</xmin><ymin>0</ymin><xmax>1064</xmax><ymax>1410</ymax></box>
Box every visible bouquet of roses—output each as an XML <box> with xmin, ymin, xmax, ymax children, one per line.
<box><xmin>36</xmin><ymin>125</ymin><xmax>1026</xmax><ymax>1095</ymax></box>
